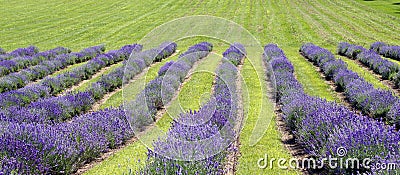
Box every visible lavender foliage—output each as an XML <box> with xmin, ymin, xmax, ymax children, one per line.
<box><xmin>0</xmin><ymin>47</ymin><xmax>71</xmax><ymax>77</ymax></box>
<box><xmin>0</xmin><ymin>44</ymin><xmax>143</xmax><ymax>109</ymax></box>
<box><xmin>0</xmin><ymin>42</ymin><xmax>186</xmax><ymax>174</ymax></box>
<box><xmin>0</xmin><ymin>108</ymin><xmax>133</xmax><ymax>174</ymax></box>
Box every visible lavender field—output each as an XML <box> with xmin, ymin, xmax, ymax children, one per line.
<box><xmin>0</xmin><ymin>0</ymin><xmax>399</xmax><ymax>174</ymax></box>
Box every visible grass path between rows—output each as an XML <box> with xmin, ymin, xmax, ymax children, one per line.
<box><xmin>84</xmin><ymin>50</ymin><xmax>221</xmax><ymax>175</ymax></box>
<box><xmin>236</xmin><ymin>49</ymin><xmax>298</xmax><ymax>174</ymax></box>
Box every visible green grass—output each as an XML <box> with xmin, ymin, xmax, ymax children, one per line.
<box><xmin>357</xmin><ymin>0</ymin><xmax>400</xmax><ymax>17</ymax></box>
<box><xmin>84</xmin><ymin>50</ymin><xmax>222</xmax><ymax>175</ymax></box>
<box><xmin>286</xmin><ymin>48</ymin><xmax>339</xmax><ymax>102</ymax></box>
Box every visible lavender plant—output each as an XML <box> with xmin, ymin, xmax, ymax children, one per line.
<box><xmin>0</xmin><ymin>108</ymin><xmax>133</xmax><ymax>174</ymax></box>
<box><xmin>0</xmin><ymin>42</ymin><xmax>176</xmax><ymax>124</ymax></box>
<box><xmin>0</xmin><ymin>46</ymin><xmax>39</xmax><ymax>62</ymax></box>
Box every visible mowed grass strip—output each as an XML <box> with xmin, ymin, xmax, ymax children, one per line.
<box><xmin>155</xmin><ymin>52</ymin><xmax>221</xmax><ymax>132</ymax></box>
<box><xmin>286</xmin><ymin>48</ymin><xmax>339</xmax><ymax>102</ymax></box>
<box><xmin>236</xmin><ymin>47</ymin><xmax>298</xmax><ymax>175</ymax></box>
<box><xmin>84</xmin><ymin>51</ymin><xmax>221</xmax><ymax>175</ymax></box>
<box><xmin>356</xmin><ymin>0</ymin><xmax>400</xmax><ymax>18</ymax></box>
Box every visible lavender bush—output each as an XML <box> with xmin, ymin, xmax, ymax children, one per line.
<box><xmin>0</xmin><ymin>108</ymin><xmax>133</xmax><ymax>174</ymax></box>
<box><xmin>370</xmin><ymin>41</ymin><xmax>400</xmax><ymax>61</ymax></box>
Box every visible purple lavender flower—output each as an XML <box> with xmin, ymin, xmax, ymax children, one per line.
<box><xmin>370</xmin><ymin>41</ymin><xmax>387</xmax><ymax>53</ymax></box>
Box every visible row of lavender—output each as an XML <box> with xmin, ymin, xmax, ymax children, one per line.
<box><xmin>338</xmin><ymin>42</ymin><xmax>400</xmax><ymax>89</ymax></box>
<box><xmin>0</xmin><ymin>44</ymin><xmax>139</xmax><ymax>109</ymax></box>
<box><xmin>338</xmin><ymin>42</ymin><xmax>399</xmax><ymax>80</ymax></box>
<box><xmin>265</xmin><ymin>44</ymin><xmax>399</xmax><ymax>174</ymax></box>
<box><xmin>300</xmin><ymin>43</ymin><xmax>399</xmax><ymax>127</ymax></box>
<box><xmin>370</xmin><ymin>41</ymin><xmax>400</xmax><ymax>61</ymax></box>
<box><xmin>39</xmin><ymin>44</ymin><xmax>141</xmax><ymax>95</ymax></box>
<box><xmin>0</xmin><ymin>46</ymin><xmax>71</xmax><ymax>77</ymax></box>
<box><xmin>0</xmin><ymin>42</ymin><xmax>181</xmax><ymax>174</ymax></box>
<box><xmin>138</xmin><ymin>43</ymin><xmax>245</xmax><ymax>174</ymax></box>
<box><xmin>0</xmin><ymin>45</ymin><xmax>105</xmax><ymax>94</ymax></box>
<box><xmin>0</xmin><ymin>43</ymin><xmax>176</xmax><ymax>124</ymax></box>
<box><xmin>0</xmin><ymin>46</ymin><xmax>105</xmax><ymax>93</ymax></box>
<box><xmin>87</xmin><ymin>41</ymin><xmax>178</xmax><ymax>101</ymax></box>
<box><xmin>0</xmin><ymin>46</ymin><xmax>38</xmax><ymax>61</ymax></box>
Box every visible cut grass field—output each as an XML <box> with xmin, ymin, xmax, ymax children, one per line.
<box><xmin>357</xmin><ymin>0</ymin><xmax>400</xmax><ymax>18</ymax></box>
<box><xmin>1</xmin><ymin>0</ymin><xmax>399</xmax><ymax>174</ymax></box>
